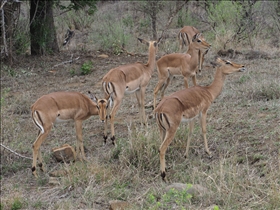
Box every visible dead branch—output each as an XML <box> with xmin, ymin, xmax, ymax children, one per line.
<box><xmin>52</xmin><ymin>56</ymin><xmax>80</xmax><ymax>68</ymax></box>
<box><xmin>1</xmin><ymin>143</ymin><xmax>32</xmax><ymax>160</ymax></box>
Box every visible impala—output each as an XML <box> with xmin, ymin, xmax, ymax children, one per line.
<box><xmin>178</xmin><ymin>25</ymin><xmax>209</xmax><ymax>71</ymax></box>
<box><xmin>154</xmin><ymin>58</ymin><xmax>246</xmax><ymax>181</ymax></box>
<box><xmin>102</xmin><ymin>37</ymin><xmax>162</xmax><ymax>145</ymax></box>
<box><xmin>153</xmin><ymin>33</ymin><xmax>211</xmax><ymax>109</ymax></box>
<box><xmin>31</xmin><ymin>91</ymin><xmax>112</xmax><ymax>177</ymax></box>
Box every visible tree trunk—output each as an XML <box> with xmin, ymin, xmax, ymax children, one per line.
<box><xmin>150</xmin><ymin>1</ymin><xmax>157</xmax><ymax>40</ymax></box>
<box><xmin>1</xmin><ymin>1</ymin><xmax>20</xmax><ymax>65</ymax></box>
<box><xmin>30</xmin><ymin>0</ymin><xmax>59</xmax><ymax>55</ymax></box>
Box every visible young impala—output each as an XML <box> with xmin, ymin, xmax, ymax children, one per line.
<box><xmin>31</xmin><ymin>91</ymin><xmax>112</xmax><ymax>177</ymax></box>
<box><xmin>154</xmin><ymin>58</ymin><xmax>246</xmax><ymax>181</ymax></box>
<box><xmin>153</xmin><ymin>33</ymin><xmax>211</xmax><ymax>109</ymax></box>
<box><xmin>102</xmin><ymin>37</ymin><xmax>162</xmax><ymax>145</ymax></box>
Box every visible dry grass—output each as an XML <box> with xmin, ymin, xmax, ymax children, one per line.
<box><xmin>1</xmin><ymin>2</ymin><xmax>280</xmax><ymax>210</ymax></box>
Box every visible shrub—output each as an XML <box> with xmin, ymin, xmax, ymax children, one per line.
<box><xmin>80</xmin><ymin>61</ymin><xmax>92</xmax><ymax>75</ymax></box>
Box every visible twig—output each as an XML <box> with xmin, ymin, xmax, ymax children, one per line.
<box><xmin>1</xmin><ymin>143</ymin><xmax>32</xmax><ymax>160</ymax></box>
<box><xmin>52</xmin><ymin>56</ymin><xmax>80</xmax><ymax>68</ymax></box>
<box><xmin>159</xmin><ymin>1</ymin><xmax>187</xmax><ymax>39</ymax></box>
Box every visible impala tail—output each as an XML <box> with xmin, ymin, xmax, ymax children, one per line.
<box><xmin>32</xmin><ymin>110</ymin><xmax>44</xmax><ymax>134</ymax></box>
<box><xmin>102</xmin><ymin>81</ymin><xmax>116</xmax><ymax>97</ymax></box>
<box><xmin>155</xmin><ymin>112</ymin><xmax>170</xmax><ymax>131</ymax></box>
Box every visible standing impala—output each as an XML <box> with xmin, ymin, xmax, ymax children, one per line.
<box><xmin>31</xmin><ymin>91</ymin><xmax>112</xmax><ymax>177</ymax></box>
<box><xmin>178</xmin><ymin>25</ymin><xmax>209</xmax><ymax>72</ymax></box>
<box><xmin>154</xmin><ymin>58</ymin><xmax>246</xmax><ymax>181</ymax></box>
<box><xmin>153</xmin><ymin>33</ymin><xmax>211</xmax><ymax>109</ymax></box>
<box><xmin>102</xmin><ymin>37</ymin><xmax>162</xmax><ymax>145</ymax></box>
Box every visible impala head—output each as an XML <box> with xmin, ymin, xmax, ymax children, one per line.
<box><xmin>192</xmin><ymin>33</ymin><xmax>211</xmax><ymax>51</ymax></box>
<box><xmin>137</xmin><ymin>37</ymin><xmax>162</xmax><ymax>53</ymax></box>
<box><xmin>88</xmin><ymin>91</ymin><xmax>113</xmax><ymax>123</ymax></box>
<box><xmin>216</xmin><ymin>58</ymin><xmax>246</xmax><ymax>74</ymax></box>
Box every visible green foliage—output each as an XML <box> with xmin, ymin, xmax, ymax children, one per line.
<box><xmin>122</xmin><ymin>15</ymin><xmax>134</xmax><ymax>29</ymax></box>
<box><xmin>55</xmin><ymin>0</ymin><xmax>98</xmax><ymax>15</ymax></box>
<box><xmin>146</xmin><ymin>185</ymin><xmax>193</xmax><ymax>209</ymax></box>
<box><xmin>63</xmin><ymin>9</ymin><xmax>95</xmax><ymax>29</ymax></box>
<box><xmin>205</xmin><ymin>1</ymin><xmax>243</xmax><ymax>49</ymax></box>
<box><xmin>11</xmin><ymin>198</ymin><xmax>23</xmax><ymax>210</ymax></box>
<box><xmin>80</xmin><ymin>61</ymin><xmax>92</xmax><ymax>75</ymax></box>
<box><xmin>2</xmin><ymin>65</ymin><xmax>16</xmax><ymax>77</ymax></box>
<box><xmin>14</xmin><ymin>19</ymin><xmax>29</xmax><ymax>55</ymax></box>
<box><xmin>69</xmin><ymin>68</ymin><xmax>76</xmax><ymax>76</ymax></box>
<box><xmin>213</xmin><ymin>205</ymin><xmax>220</xmax><ymax>210</ymax></box>
<box><xmin>177</xmin><ymin>8</ymin><xmax>199</xmax><ymax>28</ymax></box>
<box><xmin>94</xmin><ymin>16</ymin><xmax>132</xmax><ymax>53</ymax></box>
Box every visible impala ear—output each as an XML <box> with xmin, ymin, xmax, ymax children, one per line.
<box><xmin>212</xmin><ymin>57</ymin><xmax>224</xmax><ymax>67</ymax></box>
<box><xmin>88</xmin><ymin>91</ymin><xmax>98</xmax><ymax>102</ymax></box>
<box><xmin>192</xmin><ymin>33</ymin><xmax>201</xmax><ymax>42</ymax></box>
<box><xmin>137</xmin><ymin>38</ymin><xmax>149</xmax><ymax>46</ymax></box>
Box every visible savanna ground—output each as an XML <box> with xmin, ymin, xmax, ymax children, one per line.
<box><xmin>1</xmin><ymin>1</ymin><xmax>280</xmax><ymax>210</ymax></box>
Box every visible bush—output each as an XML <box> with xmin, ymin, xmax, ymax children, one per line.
<box><xmin>80</xmin><ymin>61</ymin><xmax>92</xmax><ymax>75</ymax></box>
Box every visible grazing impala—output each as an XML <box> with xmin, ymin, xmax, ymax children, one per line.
<box><xmin>178</xmin><ymin>26</ymin><xmax>209</xmax><ymax>71</ymax></box>
<box><xmin>154</xmin><ymin>58</ymin><xmax>246</xmax><ymax>181</ymax></box>
<box><xmin>153</xmin><ymin>33</ymin><xmax>211</xmax><ymax>109</ymax></box>
<box><xmin>102</xmin><ymin>37</ymin><xmax>162</xmax><ymax>145</ymax></box>
<box><xmin>31</xmin><ymin>91</ymin><xmax>112</xmax><ymax>177</ymax></box>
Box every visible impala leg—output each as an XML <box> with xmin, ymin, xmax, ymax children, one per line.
<box><xmin>37</xmin><ymin>148</ymin><xmax>45</xmax><ymax>172</ymax></box>
<box><xmin>103</xmin><ymin>114</ymin><xmax>109</xmax><ymax>144</ymax></box>
<box><xmin>160</xmin><ymin>76</ymin><xmax>172</xmax><ymax>100</ymax></box>
<box><xmin>184</xmin><ymin>120</ymin><xmax>194</xmax><ymax>158</ymax></box>
<box><xmin>191</xmin><ymin>74</ymin><xmax>197</xmax><ymax>86</ymax></box>
<box><xmin>32</xmin><ymin>128</ymin><xmax>50</xmax><ymax>177</ymax></box>
<box><xmin>198</xmin><ymin>50</ymin><xmax>203</xmax><ymax>73</ymax></box>
<box><xmin>135</xmin><ymin>87</ymin><xmax>146</xmax><ymax>125</ymax></box>
<box><xmin>200</xmin><ymin>112</ymin><xmax>211</xmax><ymax>157</ymax></box>
<box><xmin>75</xmin><ymin>120</ymin><xmax>86</xmax><ymax>161</ymax></box>
<box><xmin>183</xmin><ymin>76</ymin><xmax>189</xmax><ymax>89</ymax></box>
<box><xmin>109</xmin><ymin>99</ymin><xmax>122</xmax><ymax>145</ymax></box>
<box><xmin>159</xmin><ymin>127</ymin><xmax>177</xmax><ymax>182</ymax></box>
<box><xmin>153</xmin><ymin>79</ymin><xmax>167</xmax><ymax>110</ymax></box>
<box><xmin>178</xmin><ymin>37</ymin><xmax>183</xmax><ymax>53</ymax></box>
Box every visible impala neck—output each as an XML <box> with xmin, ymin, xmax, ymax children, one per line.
<box><xmin>89</xmin><ymin>102</ymin><xmax>99</xmax><ymax>115</ymax></box>
<box><xmin>187</xmin><ymin>46</ymin><xmax>199</xmax><ymax>68</ymax></box>
<box><xmin>187</xmin><ymin>45</ymin><xmax>199</xmax><ymax>58</ymax></box>
<box><xmin>146</xmin><ymin>43</ymin><xmax>157</xmax><ymax>72</ymax></box>
<box><xmin>207</xmin><ymin>67</ymin><xmax>227</xmax><ymax>100</ymax></box>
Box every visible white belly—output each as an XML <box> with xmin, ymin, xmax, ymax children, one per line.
<box><xmin>55</xmin><ymin>117</ymin><xmax>73</xmax><ymax>123</ymax></box>
<box><xmin>125</xmin><ymin>86</ymin><xmax>140</xmax><ymax>94</ymax></box>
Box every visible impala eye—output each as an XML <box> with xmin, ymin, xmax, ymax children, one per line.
<box><xmin>197</xmin><ymin>40</ymin><xmax>201</xmax><ymax>42</ymax></box>
<box><xmin>226</xmin><ymin>61</ymin><xmax>231</xmax><ymax>65</ymax></box>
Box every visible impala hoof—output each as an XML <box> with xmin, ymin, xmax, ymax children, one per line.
<box><xmin>103</xmin><ymin>135</ymin><xmax>107</xmax><ymax>144</ymax></box>
<box><xmin>161</xmin><ymin>171</ymin><xmax>166</xmax><ymax>181</ymax></box>
<box><xmin>111</xmin><ymin>136</ymin><xmax>115</xmax><ymax>145</ymax></box>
